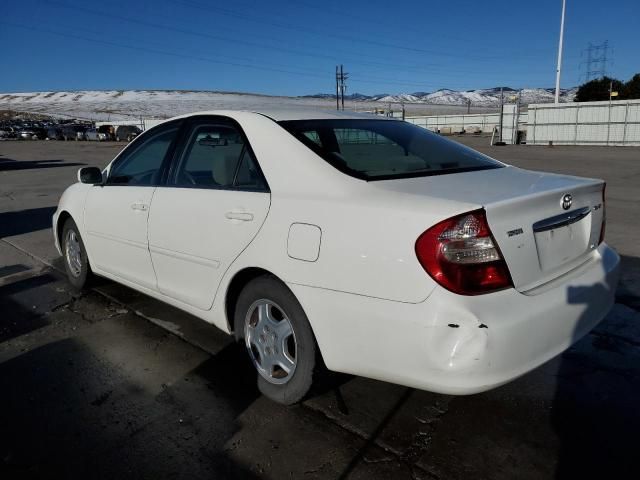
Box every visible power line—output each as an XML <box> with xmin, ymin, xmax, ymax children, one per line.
<box><xmin>179</xmin><ymin>0</ymin><xmax>573</xmax><ymax>61</ymax></box>
<box><xmin>9</xmin><ymin>2</ymin><xmax>587</xmax><ymax>94</ymax></box>
<box><xmin>40</xmin><ymin>0</ymin><xmax>493</xmax><ymax>76</ymax></box>
<box><xmin>43</xmin><ymin>0</ymin><xmax>529</xmax><ymax>76</ymax></box>
<box><xmin>275</xmin><ymin>0</ymin><xmax>562</xmax><ymax>57</ymax></box>
<box><xmin>0</xmin><ymin>21</ymin><xmax>459</xmax><ymax>92</ymax></box>
<box><xmin>1</xmin><ymin>19</ymin><xmax>564</xmax><ymax>93</ymax></box>
<box><xmin>40</xmin><ymin>1</ymin><xmax>568</xmax><ymax>80</ymax></box>
<box><xmin>0</xmin><ymin>21</ymin><xmax>330</xmax><ymax>80</ymax></box>
<box><xmin>171</xmin><ymin>0</ymin><xmax>510</xmax><ymax>61</ymax></box>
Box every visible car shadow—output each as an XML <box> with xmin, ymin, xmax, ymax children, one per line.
<box><xmin>553</xmin><ymin>250</ymin><xmax>640</xmax><ymax>478</ymax></box>
<box><xmin>0</xmin><ymin>326</ymin><xmax>263</xmax><ymax>479</ymax></box>
<box><xmin>0</xmin><ymin>273</ymin><xmax>58</xmax><ymax>343</ymax></box>
<box><xmin>0</xmin><ymin>206</ymin><xmax>57</xmax><ymax>238</ymax></box>
<box><xmin>0</xmin><ymin>158</ymin><xmax>85</xmax><ymax>171</ymax></box>
<box><xmin>0</xmin><ymin>264</ymin><xmax>31</xmax><ymax>278</ymax></box>
<box><xmin>617</xmin><ymin>254</ymin><xmax>640</xmax><ymax>311</ymax></box>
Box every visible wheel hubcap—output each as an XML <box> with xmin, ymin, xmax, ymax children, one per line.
<box><xmin>244</xmin><ymin>299</ymin><xmax>297</xmax><ymax>384</ymax></box>
<box><xmin>65</xmin><ymin>230</ymin><xmax>82</xmax><ymax>277</ymax></box>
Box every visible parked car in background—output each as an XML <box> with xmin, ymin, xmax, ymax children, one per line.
<box><xmin>4</xmin><ymin>127</ymin><xmax>18</xmax><ymax>138</ymax></box>
<box><xmin>32</xmin><ymin>127</ymin><xmax>48</xmax><ymax>140</ymax></box>
<box><xmin>115</xmin><ymin>125</ymin><xmax>141</xmax><ymax>142</ymax></box>
<box><xmin>85</xmin><ymin>128</ymin><xmax>108</xmax><ymax>141</ymax></box>
<box><xmin>75</xmin><ymin>126</ymin><xmax>87</xmax><ymax>141</ymax></box>
<box><xmin>97</xmin><ymin>125</ymin><xmax>114</xmax><ymax>140</ymax></box>
<box><xmin>47</xmin><ymin>127</ymin><xmax>63</xmax><ymax>140</ymax></box>
<box><xmin>60</xmin><ymin>125</ymin><xmax>86</xmax><ymax>141</ymax></box>
<box><xmin>17</xmin><ymin>129</ymin><xmax>36</xmax><ymax>140</ymax></box>
<box><xmin>53</xmin><ymin>109</ymin><xmax>619</xmax><ymax>405</ymax></box>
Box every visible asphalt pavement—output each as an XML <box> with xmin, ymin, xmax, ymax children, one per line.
<box><xmin>1</xmin><ymin>138</ymin><xmax>640</xmax><ymax>479</ymax></box>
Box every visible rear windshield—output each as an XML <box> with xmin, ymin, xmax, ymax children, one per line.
<box><xmin>279</xmin><ymin>119</ymin><xmax>503</xmax><ymax>181</ymax></box>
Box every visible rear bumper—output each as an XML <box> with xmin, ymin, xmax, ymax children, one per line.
<box><xmin>289</xmin><ymin>243</ymin><xmax>620</xmax><ymax>395</ymax></box>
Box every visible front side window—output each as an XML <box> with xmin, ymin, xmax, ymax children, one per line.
<box><xmin>279</xmin><ymin>119</ymin><xmax>503</xmax><ymax>181</ymax></box>
<box><xmin>108</xmin><ymin>125</ymin><xmax>178</xmax><ymax>186</ymax></box>
<box><xmin>172</xmin><ymin>123</ymin><xmax>266</xmax><ymax>190</ymax></box>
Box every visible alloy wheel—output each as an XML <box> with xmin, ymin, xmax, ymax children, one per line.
<box><xmin>244</xmin><ymin>299</ymin><xmax>297</xmax><ymax>385</ymax></box>
<box><xmin>65</xmin><ymin>230</ymin><xmax>83</xmax><ymax>277</ymax></box>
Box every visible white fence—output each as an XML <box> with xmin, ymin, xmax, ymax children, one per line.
<box><xmin>405</xmin><ymin>105</ymin><xmax>527</xmax><ymax>144</ymax></box>
<box><xmin>527</xmin><ymin>99</ymin><xmax>640</xmax><ymax>146</ymax></box>
<box><xmin>95</xmin><ymin>118</ymin><xmax>166</xmax><ymax>131</ymax></box>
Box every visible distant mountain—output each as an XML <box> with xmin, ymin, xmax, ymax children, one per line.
<box><xmin>302</xmin><ymin>87</ymin><xmax>577</xmax><ymax>106</ymax></box>
<box><xmin>0</xmin><ymin>88</ymin><xmax>577</xmax><ymax>122</ymax></box>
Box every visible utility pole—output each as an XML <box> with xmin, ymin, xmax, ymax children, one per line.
<box><xmin>606</xmin><ymin>80</ymin><xmax>613</xmax><ymax>145</ymax></box>
<box><xmin>335</xmin><ymin>65</ymin><xmax>348</xmax><ymax>110</ymax></box>
<box><xmin>466</xmin><ymin>98</ymin><xmax>471</xmax><ymax>114</ymax></box>
<box><xmin>498</xmin><ymin>87</ymin><xmax>504</xmax><ymax>143</ymax></box>
<box><xmin>340</xmin><ymin>64</ymin><xmax>345</xmax><ymax>110</ymax></box>
<box><xmin>341</xmin><ymin>65</ymin><xmax>348</xmax><ymax>110</ymax></box>
<box><xmin>335</xmin><ymin>66</ymin><xmax>339</xmax><ymax>111</ymax></box>
<box><xmin>512</xmin><ymin>91</ymin><xmax>521</xmax><ymax>144</ymax></box>
<box><xmin>555</xmin><ymin>0</ymin><xmax>566</xmax><ymax>103</ymax></box>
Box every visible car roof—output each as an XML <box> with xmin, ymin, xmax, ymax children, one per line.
<box><xmin>251</xmin><ymin>108</ymin><xmax>387</xmax><ymax>121</ymax></box>
<box><xmin>172</xmin><ymin>108</ymin><xmax>391</xmax><ymax>122</ymax></box>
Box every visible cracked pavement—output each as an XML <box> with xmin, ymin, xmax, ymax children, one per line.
<box><xmin>1</xmin><ymin>139</ymin><xmax>640</xmax><ymax>479</ymax></box>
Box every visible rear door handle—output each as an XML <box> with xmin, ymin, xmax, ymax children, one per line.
<box><xmin>131</xmin><ymin>202</ymin><xmax>149</xmax><ymax>211</ymax></box>
<box><xmin>225</xmin><ymin>211</ymin><xmax>254</xmax><ymax>221</ymax></box>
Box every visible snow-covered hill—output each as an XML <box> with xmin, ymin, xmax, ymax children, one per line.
<box><xmin>0</xmin><ymin>87</ymin><xmax>576</xmax><ymax>121</ymax></box>
<box><xmin>312</xmin><ymin>87</ymin><xmax>577</xmax><ymax>106</ymax></box>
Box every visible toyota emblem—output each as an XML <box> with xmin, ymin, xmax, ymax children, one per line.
<box><xmin>561</xmin><ymin>194</ymin><xmax>572</xmax><ymax>210</ymax></box>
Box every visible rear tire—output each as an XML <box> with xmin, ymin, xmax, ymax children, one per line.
<box><xmin>234</xmin><ymin>275</ymin><xmax>317</xmax><ymax>405</ymax></box>
<box><xmin>61</xmin><ymin>218</ymin><xmax>92</xmax><ymax>290</ymax></box>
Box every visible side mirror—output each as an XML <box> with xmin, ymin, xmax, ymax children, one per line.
<box><xmin>77</xmin><ymin>167</ymin><xmax>103</xmax><ymax>184</ymax></box>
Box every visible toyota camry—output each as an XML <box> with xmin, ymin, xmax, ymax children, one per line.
<box><xmin>53</xmin><ymin>109</ymin><xmax>620</xmax><ymax>404</ymax></box>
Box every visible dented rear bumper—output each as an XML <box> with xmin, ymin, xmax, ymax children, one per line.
<box><xmin>288</xmin><ymin>243</ymin><xmax>620</xmax><ymax>395</ymax></box>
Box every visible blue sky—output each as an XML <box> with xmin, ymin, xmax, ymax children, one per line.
<box><xmin>1</xmin><ymin>0</ymin><xmax>638</xmax><ymax>95</ymax></box>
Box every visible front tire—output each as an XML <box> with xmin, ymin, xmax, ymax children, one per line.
<box><xmin>234</xmin><ymin>276</ymin><xmax>317</xmax><ymax>405</ymax></box>
<box><xmin>62</xmin><ymin>218</ymin><xmax>92</xmax><ymax>290</ymax></box>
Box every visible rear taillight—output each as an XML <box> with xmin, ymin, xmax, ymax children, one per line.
<box><xmin>415</xmin><ymin>209</ymin><xmax>513</xmax><ymax>295</ymax></box>
<box><xmin>599</xmin><ymin>183</ymin><xmax>606</xmax><ymax>245</ymax></box>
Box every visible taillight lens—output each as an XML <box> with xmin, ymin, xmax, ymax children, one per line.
<box><xmin>599</xmin><ymin>183</ymin><xmax>606</xmax><ymax>244</ymax></box>
<box><xmin>415</xmin><ymin>209</ymin><xmax>513</xmax><ymax>295</ymax></box>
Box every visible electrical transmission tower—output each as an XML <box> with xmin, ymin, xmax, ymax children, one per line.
<box><xmin>335</xmin><ymin>65</ymin><xmax>348</xmax><ymax>110</ymax></box>
<box><xmin>582</xmin><ymin>41</ymin><xmax>610</xmax><ymax>82</ymax></box>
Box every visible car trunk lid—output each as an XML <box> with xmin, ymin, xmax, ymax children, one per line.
<box><xmin>376</xmin><ymin>166</ymin><xmax>605</xmax><ymax>292</ymax></box>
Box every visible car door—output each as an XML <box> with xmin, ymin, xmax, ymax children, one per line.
<box><xmin>147</xmin><ymin>116</ymin><xmax>270</xmax><ymax>310</ymax></box>
<box><xmin>83</xmin><ymin>121</ymin><xmax>181</xmax><ymax>290</ymax></box>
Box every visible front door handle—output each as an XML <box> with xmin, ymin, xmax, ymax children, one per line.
<box><xmin>225</xmin><ymin>211</ymin><xmax>254</xmax><ymax>221</ymax></box>
<box><xmin>131</xmin><ymin>202</ymin><xmax>149</xmax><ymax>211</ymax></box>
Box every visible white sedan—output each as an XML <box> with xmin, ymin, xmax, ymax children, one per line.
<box><xmin>53</xmin><ymin>109</ymin><xmax>620</xmax><ymax>404</ymax></box>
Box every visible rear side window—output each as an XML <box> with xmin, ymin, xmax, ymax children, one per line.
<box><xmin>279</xmin><ymin>119</ymin><xmax>503</xmax><ymax>181</ymax></box>
<box><xmin>172</xmin><ymin>123</ymin><xmax>266</xmax><ymax>191</ymax></box>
